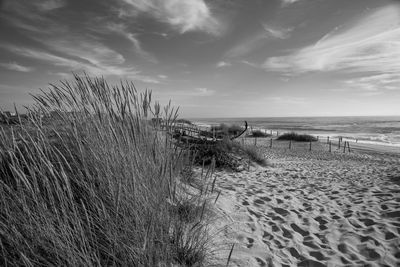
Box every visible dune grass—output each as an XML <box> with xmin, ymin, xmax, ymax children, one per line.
<box><xmin>277</xmin><ymin>132</ymin><xmax>317</xmax><ymax>142</ymax></box>
<box><xmin>0</xmin><ymin>75</ymin><xmax>218</xmax><ymax>266</ymax></box>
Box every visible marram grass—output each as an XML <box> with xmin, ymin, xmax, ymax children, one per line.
<box><xmin>0</xmin><ymin>74</ymin><xmax>217</xmax><ymax>266</ymax></box>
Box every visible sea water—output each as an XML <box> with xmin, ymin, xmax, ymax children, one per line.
<box><xmin>192</xmin><ymin>116</ymin><xmax>400</xmax><ymax>147</ymax></box>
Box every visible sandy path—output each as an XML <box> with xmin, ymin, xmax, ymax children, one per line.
<box><xmin>214</xmin><ymin>144</ymin><xmax>400</xmax><ymax>266</ymax></box>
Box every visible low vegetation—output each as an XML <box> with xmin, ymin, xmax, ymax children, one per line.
<box><xmin>210</xmin><ymin>123</ymin><xmax>243</xmax><ymax>138</ymax></box>
<box><xmin>188</xmin><ymin>137</ymin><xmax>268</xmax><ymax>169</ymax></box>
<box><xmin>250</xmin><ymin>129</ymin><xmax>271</xmax><ymax>138</ymax></box>
<box><xmin>176</xmin><ymin>118</ymin><xmax>193</xmax><ymax>125</ymax></box>
<box><xmin>0</xmin><ymin>75</ymin><xmax>219</xmax><ymax>266</ymax></box>
<box><xmin>277</xmin><ymin>132</ymin><xmax>317</xmax><ymax>142</ymax></box>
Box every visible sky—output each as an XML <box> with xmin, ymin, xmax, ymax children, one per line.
<box><xmin>0</xmin><ymin>0</ymin><xmax>400</xmax><ymax>118</ymax></box>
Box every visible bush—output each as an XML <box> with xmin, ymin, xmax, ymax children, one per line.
<box><xmin>277</xmin><ymin>132</ymin><xmax>317</xmax><ymax>142</ymax></box>
<box><xmin>176</xmin><ymin>118</ymin><xmax>193</xmax><ymax>125</ymax></box>
<box><xmin>250</xmin><ymin>130</ymin><xmax>271</xmax><ymax>138</ymax></box>
<box><xmin>210</xmin><ymin>123</ymin><xmax>243</xmax><ymax>138</ymax></box>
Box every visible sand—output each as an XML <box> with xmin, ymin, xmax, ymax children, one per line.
<box><xmin>213</xmin><ymin>139</ymin><xmax>400</xmax><ymax>266</ymax></box>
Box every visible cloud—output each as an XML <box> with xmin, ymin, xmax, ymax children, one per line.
<box><xmin>2</xmin><ymin>44</ymin><xmax>160</xmax><ymax>83</ymax></box>
<box><xmin>216</xmin><ymin>61</ymin><xmax>231</xmax><ymax>68</ymax></box>
<box><xmin>344</xmin><ymin>73</ymin><xmax>400</xmax><ymax>92</ymax></box>
<box><xmin>193</xmin><ymin>87</ymin><xmax>215</xmax><ymax>96</ymax></box>
<box><xmin>226</xmin><ymin>24</ymin><xmax>293</xmax><ymax>58</ymax></box>
<box><xmin>105</xmin><ymin>23</ymin><xmax>157</xmax><ymax>62</ymax></box>
<box><xmin>120</xmin><ymin>0</ymin><xmax>220</xmax><ymax>34</ymax></box>
<box><xmin>262</xmin><ymin>24</ymin><xmax>293</xmax><ymax>39</ymax></box>
<box><xmin>34</xmin><ymin>0</ymin><xmax>66</xmax><ymax>11</ymax></box>
<box><xmin>0</xmin><ymin>62</ymin><xmax>33</xmax><ymax>72</ymax></box>
<box><xmin>241</xmin><ymin>60</ymin><xmax>259</xmax><ymax>68</ymax></box>
<box><xmin>263</xmin><ymin>5</ymin><xmax>400</xmax><ymax>76</ymax></box>
<box><xmin>280</xmin><ymin>0</ymin><xmax>300</xmax><ymax>7</ymax></box>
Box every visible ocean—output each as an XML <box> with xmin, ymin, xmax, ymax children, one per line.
<box><xmin>191</xmin><ymin>116</ymin><xmax>400</xmax><ymax>147</ymax></box>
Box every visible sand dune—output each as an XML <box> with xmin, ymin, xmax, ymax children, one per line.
<box><xmin>214</xmin><ymin>142</ymin><xmax>400</xmax><ymax>266</ymax></box>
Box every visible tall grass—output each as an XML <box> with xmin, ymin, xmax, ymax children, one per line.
<box><xmin>0</xmin><ymin>75</ymin><xmax>215</xmax><ymax>266</ymax></box>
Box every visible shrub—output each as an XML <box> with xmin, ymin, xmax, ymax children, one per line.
<box><xmin>277</xmin><ymin>132</ymin><xmax>317</xmax><ymax>142</ymax></box>
<box><xmin>176</xmin><ymin>118</ymin><xmax>193</xmax><ymax>125</ymax></box>
<box><xmin>210</xmin><ymin>123</ymin><xmax>243</xmax><ymax>138</ymax></box>
<box><xmin>250</xmin><ymin>129</ymin><xmax>271</xmax><ymax>138</ymax></box>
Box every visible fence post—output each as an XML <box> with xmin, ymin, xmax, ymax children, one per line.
<box><xmin>347</xmin><ymin>141</ymin><xmax>351</xmax><ymax>153</ymax></box>
<box><xmin>329</xmin><ymin>141</ymin><xmax>332</xmax><ymax>152</ymax></box>
<box><xmin>270</xmin><ymin>138</ymin><xmax>273</xmax><ymax>148</ymax></box>
<box><xmin>254</xmin><ymin>137</ymin><xmax>257</xmax><ymax>146</ymax></box>
<box><xmin>343</xmin><ymin>141</ymin><xmax>346</xmax><ymax>153</ymax></box>
<box><xmin>289</xmin><ymin>140</ymin><xmax>292</xmax><ymax>150</ymax></box>
<box><xmin>309</xmin><ymin>141</ymin><xmax>312</xmax><ymax>151</ymax></box>
<box><xmin>338</xmin><ymin>139</ymin><xmax>341</xmax><ymax>150</ymax></box>
<box><xmin>327</xmin><ymin>136</ymin><xmax>330</xmax><ymax>144</ymax></box>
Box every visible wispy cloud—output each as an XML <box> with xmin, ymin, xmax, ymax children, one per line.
<box><xmin>226</xmin><ymin>24</ymin><xmax>293</xmax><ymax>58</ymax></box>
<box><xmin>105</xmin><ymin>23</ymin><xmax>157</xmax><ymax>62</ymax></box>
<box><xmin>280</xmin><ymin>0</ymin><xmax>300</xmax><ymax>7</ymax></box>
<box><xmin>241</xmin><ymin>60</ymin><xmax>259</xmax><ymax>68</ymax></box>
<box><xmin>34</xmin><ymin>0</ymin><xmax>66</xmax><ymax>11</ymax></box>
<box><xmin>262</xmin><ymin>24</ymin><xmax>293</xmax><ymax>39</ymax></box>
<box><xmin>0</xmin><ymin>62</ymin><xmax>33</xmax><ymax>72</ymax></box>
<box><xmin>193</xmin><ymin>87</ymin><xmax>215</xmax><ymax>96</ymax></box>
<box><xmin>344</xmin><ymin>74</ymin><xmax>400</xmax><ymax>92</ymax></box>
<box><xmin>120</xmin><ymin>0</ymin><xmax>220</xmax><ymax>35</ymax></box>
<box><xmin>216</xmin><ymin>61</ymin><xmax>231</xmax><ymax>68</ymax></box>
<box><xmin>263</xmin><ymin>5</ymin><xmax>400</xmax><ymax>75</ymax></box>
<box><xmin>2</xmin><ymin>44</ymin><xmax>159</xmax><ymax>83</ymax></box>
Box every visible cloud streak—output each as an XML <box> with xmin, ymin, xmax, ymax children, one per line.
<box><xmin>105</xmin><ymin>23</ymin><xmax>157</xmax><ymax>62</ymax></box>
<box><xmin>262</xmin><ymin>24</ymin><xmax>293</xmax><ymax>39</ymax></box>
<box><xmin>121</xmin><ymin>0</ymin><xmax>220</xmax><ymax>35</ymax></box>
<box><xmin>263</xmin><ymin>5</ymin><xmax>400</xmax><ymax>75</ymax></box>
<box><xmin>2</xmin><ymin>44</ymin><xmax>160</xmax><ymax>83</ymax></box>
<box><xmin>0</xmin><ymin>62</ymin><xmax>33</xmax><ymax>72</ymax></box>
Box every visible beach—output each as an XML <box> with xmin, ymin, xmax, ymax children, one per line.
<box><xmin>213</xmin><ymin>138</ymin><xmax>400</xmax><ymax>266</ymax></box>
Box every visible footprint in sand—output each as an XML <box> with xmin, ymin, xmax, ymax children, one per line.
<box><xmin>281</xmin><ymin>226</ymin><xmax>293</xmax><ymax>238</ymax></box>
<box><xmin>291</xmin><ymin>223</ymin><xmax>310</xmax><ymax>237</ymax></box>
<box><xmin>260</xmin><ymin>196</ymin><xmax>271</xmax><ymax>202</ymax></box>
<box><xmin>255</xmin><ymin>257</ymin><xmax>266</xmax><ymax>266</ymax></box>
<box><xmin>288</xmin><ymin>247</ymin><xmax>302</xmax><ymax>259</ymax></box>
<box><xmin>253</xmin><ymin>198</ymin><xmax>265</xmax><ymax>205</ymax></box>
<box><xmin>273</xmin><ymin>207</ymin><xmax>289</xmax><ymax>216</ymax></box>
<box><xmin>298</xmin><ymin>259</ymin><xmax>326</xmax><ymax>267</ymax></box>
<box><xmin>358</xmin><ymin>245</ymin><xmax>380</xmax><ymax>261</ymax></box>
<box><xmin>246</xmin><ymin>237</ymin><xmax>254</xmax><ymax>248</ymax></box>
<box><xmin>310</xmin><ymin>251</ymin><xmax>325</xmax><ymax>261</ymax></box>
<box><xmin>359</xmin><ymin>218</ymin><xmax>375</xmax><ymax>227</ymax></box>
